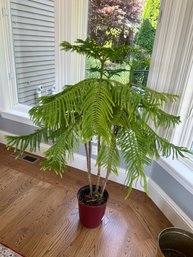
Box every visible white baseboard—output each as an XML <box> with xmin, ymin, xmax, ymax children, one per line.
<box><xmin>148</xmin><ymin>178</ymin><xmax>193</xmax><ymax>232</ymax></box>
<box><xmin>0</xmin><ymin>129</ymin><xmax>144</xmax><ymax>191</ymax></box>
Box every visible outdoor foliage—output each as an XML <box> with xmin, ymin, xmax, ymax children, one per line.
<box><xmin>87</xmin><ymin>0</ymin><xmax>160</xmax><ymax>87</ymax></box>
<box><xmin>88</xmin><ymin>0</ymin><xmax>144</xmax><ymax>46</ymax></box>
<box><xmin>6</xmin><ymin>39</ymin><xmax>190</xmax><ymax>200</ymax></box>
<box><xmin>143</xmin><ymin>0</ymin><xmax>160</xmax><ymax>29</ymax></box>
<box><xmin>136</xmin><ymin>19</ymin><xmax>155</xmax><ymax>53</ymax></box>
<box><xmin>136</xmin><ymin>0</ymin><xmax>160</xmax><ymax>53</ymax></box>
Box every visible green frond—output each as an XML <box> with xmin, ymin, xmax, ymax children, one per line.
<box><xmin>143</xmin><ymin>87</ymin><xmax>179</xmax><ymax>106</ymax></box>
<box><xmin>111</xmin><ymin>108</ymin><xmax>130</xmax><ymax>128</ymax></box>
<box><xmin>6</xmin><ymin>128</ymin><xmax>49</xmax><ymax>155</ymax></box>
<box><xmin>132</xmin><ymin>118</ymin><xmax>189</xmax><ymax>159</ymax></box>
<box><xmin>60</xmin><ymin>38</ymin><xmax>103</xmax><ymax>61</ymax></box>
<box><xmin>41</xmin><ymin>127</ymin><xmax>80</xmax><ymax>176</ymax></box>
<box><xmin>117</xmin><ymin>128</ymin><xmax>151</xmax><ymax>196</ymax></box>
<box><xmin>35</xmin><ymin>90</ymin><xmax>65</xmax><ymax>105</ymax></box>
<box><xmin>112</xmin><ymin>84</ymin><xmax>142</xmax><ymax>121</ymax></box>
<box><xmin>156</xmin><ymin>136</ymin><xmax>189</xmax><ymax>159</ymax></box>
<box><xmin>142</xmin><ymin>105</ymin><xmax>181</xmax><ymax>128</ymax></box>
<box><xmin>29</xmin><ymin>79</ymin><xmax>94</xmax><ymax>129</ymax></box>
<box><xmin>97</xmin><ymin>135</ymin><xmax>120</xmax><ymax>175</ymax></box>
<box><xmin>60</xmin><ymin>38</ymin><xmax>139</xmax><ymax>64</ymax></box>
<box><xmin>81</xmin><ymin>80</ymin><xmax>114</xmax><ymax>142</ymax></box>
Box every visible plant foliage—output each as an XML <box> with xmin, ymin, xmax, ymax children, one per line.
<box><xmin>6</xmin><ymin>38</ymin><xmax>190</xmax><ymax>200</ymax></box>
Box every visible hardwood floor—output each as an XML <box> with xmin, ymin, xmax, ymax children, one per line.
<box><xmin>0</xmin><ymin>143</ymin><xmax>170</xmax><ymax>257</ymax></box>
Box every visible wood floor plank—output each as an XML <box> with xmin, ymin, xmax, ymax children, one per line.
<box><xmin>0</xmin><ymin>173</ymin><xmax>35</xmax><ymax>213</ymax></box>
<box><xmin>0</xmin><ymin>143</ymin><xmax>168</xmax><ymax>257</ymax></box>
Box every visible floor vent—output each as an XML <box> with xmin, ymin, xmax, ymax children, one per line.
<box><xmin>10</xmin><ymin>152</ymin><xmax>39</xmax><ymax>164</ymax></box>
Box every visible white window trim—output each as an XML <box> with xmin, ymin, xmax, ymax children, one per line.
<box><xmin>158</xmin><ymin>157</ymin><xmax>193</xmax><ymax>195</ymax></box>
<box><xmin>0</xmin><ymin>0</ymin><xmax>88</xmax><ymax>125</ymax></box>
<box><xmin>147</xmin><ymin>0</ymin><xmax>193</xmax><ymax>193</ymax></box>
<box><xmin>55</xmin><ymin>0</ymin><xmax>88</xmax><ymax>88</ymax></box>
<box><xmin>148</xmin><ymin>0</ymin><xmax>193</xmax><ymax>144</ymax></box>
<box><xmin>1</xmin><ymin>104</ymin><xmax>33</xmax><ymax>126</ymax></box>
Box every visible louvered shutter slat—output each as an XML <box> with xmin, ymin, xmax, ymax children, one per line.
<box><xmin>10</xmin><ymin>0</ymin><xmax>55</xmax><ymax>105</ymax></box>
<box><xmin>12</xmin><ymin>23</ymin><xmax>54</xmax><ymax>33</ymax></box>
<box><xmin>13</xmin><ymin>29</ymin><xmax>54</xmax><ymax>37</ymax></box>
<box><xmin>18</xmin><ymin>79</ymin><xmax>55</xmax><ymax>91</ymax></box>
<box><xmin>11</xmin><ymin>0</ymin><xmax>54</xmax><ymax>9</ymax></box>
<box><xmin>16</xmin><ymin>60</ymin><xmax>55</xmax><ymax>68</ymax></box>
<box><xmin>16</xmin><ymin>56</ymin><xmax>55</xmax><ymax>63</ymax></box>
<box><xmin>16</xmin><ymin>64</ymin><xmax>55</xmax><ymax>74</ymax></box>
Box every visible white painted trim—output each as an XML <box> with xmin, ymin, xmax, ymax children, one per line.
<box><xmin>148</xmin><ymin>0</ymin><xmax>193</xmax><ymax>144</ymax></box>
<box><xmin>55</xmin><ymin>0</ymin><xmax>88</xmax><ymax>89</ymax></box>
<box><xmin>0</xmin><ymin>0</ymin><xmax>18</xmax><ymax>112</ymax></box>
<box><xmin>1</xmin><ymin>111</ymin><xmax>32</xmax><ymax>126</ymax></box>
<box><xmin>157</xmin><ymin>157</ymin><xmax>193</xmax><ymax>195</ymax></box>
<box><xmin>0</xmin><ymin>104</ymin><xmax>34</xmax><ymax>126</ymax></box>
<box><xmin>148</xmin><ymin>178</ymin><xmax>193</xmax><ymax>232</ymax></box>
<box><xmin>0</xmin><ymin>129</ymin><xmax>144</xmax><ymax>192</ymax></box>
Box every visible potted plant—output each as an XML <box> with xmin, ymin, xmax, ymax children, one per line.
<box><xmin>6</xmin><ymin>39</ymin><xmax>189</xmax><ymax>228</ymax></box>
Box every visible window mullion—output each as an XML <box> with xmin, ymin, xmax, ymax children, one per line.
<box><xmin>0</xmin><ymin>0</ymin><xmax>18</xmax><ymax>111</ymax></box>
<box><xmin>55</xmin><ymin>0</ymin><xmax>88</xmax><ymax>90</ymax></box>
<box><xmin>147</xmin><ymin>0</ymin><xmax>193</xmax><ymax>146</ymax></box>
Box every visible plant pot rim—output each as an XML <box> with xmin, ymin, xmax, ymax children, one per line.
<box><xmin>77</xmin><ymin>184</ymin><xmax>109</xmax><ymax>208</ymax></box>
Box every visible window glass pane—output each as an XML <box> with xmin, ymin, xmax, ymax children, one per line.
<box><xmin>10</xmin><ymin>0</ymin><xmax>55</xmax><ymax>106</ymax></box>
<box><xmin>86</xmin><ymin>0</ymin><xmax>160</xmax><ymax>86</ymax></box>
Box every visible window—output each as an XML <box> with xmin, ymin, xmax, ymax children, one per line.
<box><xmin>10</xmin><ymin>0</ymin><xmax>56</xmax><ymax>106</ymax></box>
<box><xmin>86</xmin><ymin>0</ymin><xmax>160</xmax><ymax>87</ymax></box>
<box><xmin>147</xmin><ymin>0</ymin><xmax>193</xmax><ymax>175</ymax></box>
<box><xmin>0</xmin><ymin>0</ymin><xmax>88</xmax><ymax>120</ymax></box>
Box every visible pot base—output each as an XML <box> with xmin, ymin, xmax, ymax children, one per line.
<box><xmin>77</xmin><ymin>185</ymin><xmax>109</xmax><ymax>228</ymax></box>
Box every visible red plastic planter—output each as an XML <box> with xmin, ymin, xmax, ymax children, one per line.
<box><xmin>77</xmin><ymin>185</ymin><xmax>109</xmax><ymax>228</ymax></box>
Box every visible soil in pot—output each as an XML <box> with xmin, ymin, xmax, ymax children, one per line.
<box><xmin>77</xmin><ymin>185</ymin><xmax>109</xmax><ymax>228</ymax></box>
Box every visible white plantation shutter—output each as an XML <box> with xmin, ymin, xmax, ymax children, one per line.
<box><xmin>10</xmin><ymin>0</ymin><xmax>55</xmax><ymax>105</ymax></box>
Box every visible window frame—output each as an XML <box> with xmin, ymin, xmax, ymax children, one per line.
<box><xmin>147</xmin><ymin>0</ymin><xmax>193</xmax><ymax>192</ymax></box>
<box><xmin>0</xmin><ymin>0</ymin><xmax>88</xmax><ymax>125</ymax></box>
<box><xmin>148</xmin><ymin>0</ymin><xmax>193</xmax><ymax>150</ymax></box>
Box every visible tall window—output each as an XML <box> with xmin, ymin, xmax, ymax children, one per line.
<box><xmin>10</xmin><ymin>0</ymin><xmax>55</xmax><ymax>106</ymax></box>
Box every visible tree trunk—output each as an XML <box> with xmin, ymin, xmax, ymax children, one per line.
<box><xmin>95</xmin><ymin>136</ymin><xmax>101</xmax><ymax>193</ymax></box>
<box><xmin>101</xmin><ymin>126</ymin><xmax>119</xmax><ymax>196</ymax></box>
<box><xmin>84</xmin><ymin>142</ymin><xmax>93</xmax><ymax>195</ymax></box>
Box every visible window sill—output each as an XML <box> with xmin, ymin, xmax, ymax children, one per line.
<box><xmin>0</xmin><ymin>104</ymin><xmax>34</xmax><ymax>126</ymax></box>
<box><xmin>158</xmin><ymin>156</ymin><xmax>193</xmax><ymax>195</ymax></box>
